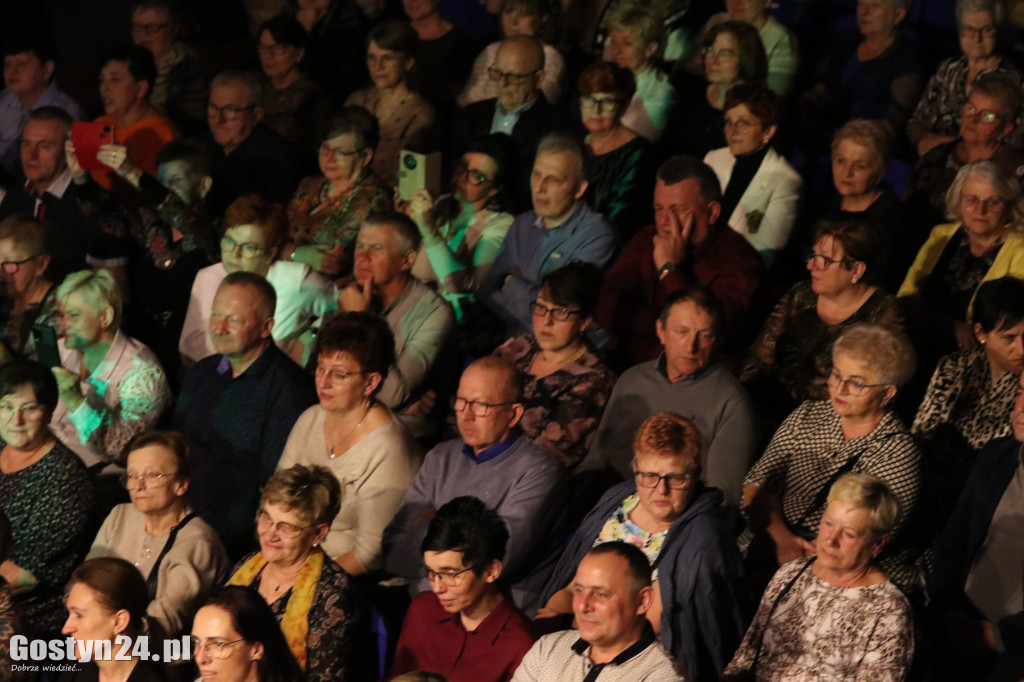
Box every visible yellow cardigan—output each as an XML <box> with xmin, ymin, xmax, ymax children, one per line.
<box><xmin>898</xmin><ymin>222</ymin><xmax>1024</xmax><ymax>316</ymax></box>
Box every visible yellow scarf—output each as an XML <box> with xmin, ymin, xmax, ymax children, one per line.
<box><xmin>227</xmin><ymin>549</ymin><xmax>324</xmax><ymax>670</ymax></box>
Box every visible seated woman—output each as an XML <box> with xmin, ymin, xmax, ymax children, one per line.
<box><xmin>912</xmin><ymin>276</ymin><xmax>1024</xmax><ymax>521</ymax></box>
<box><xmin>191</xmin><ymin>586</ymin><xmax>305</xmax><ymax>682</ymax></box>
<box><xmin>704</xmin><ymin>83</ymin><xmax>801</xmax><ymax>267</ymax></box>
<box><xmin>285</xmin><ymin>108</ymin><xmax>392</xmax><ymax>277</ymax></box>
<box><xmin>258</xmin><ymin>14</ymin><xmax>332</xmax><ymax>152</ymax></box>
<box><xmin>741</xmin><ymin>323</ymin><xmax>922</xmax><ymax>592</ymax></box>
<box><xmin>537</xmin><ymin>412</ymin><xmax>748</xmax><ymax>681</ymax></box>
<box><xmin>577</xmin><ymin>61</ymin><xmax>654</xmax><ymax>240</ymax></box>
<box><xmin>605</xmin><ymin>3</ymin><xmax>676</xmax><ymax>143</ymax></box>
<box><xmin>50</xmin><ymin>269</ymin><xmax>171</xmax><ymax>470</ymax></box>
<box><xmin>88</xmin><ymin>430</ymin><xmax>229</xmax><ymax>638</ymax></box>
<box><xmin>226</xmin><ymin>464</ymin><xmax>365</xmax><ymax>681</ymax></box>
<box><xmin>278</xmin><ymin>313</ymin><xmax>422</xmax><ymax>575</ymax></box>
<box><xmin>909</xmin><ymin>0</ymin><xmax>1021</xmax><ymax>156</ymax></box>
<box><xmin>904</xmin><ymin>72</ymin><xmax>1024</xmax><ymax>231</ymax></box>
<box><xmin>667</xmin><ymin>21</ymin><xmax>767</xmax><ymax>158</ymax></box>
<box><xmin>899</xmin><ymin>160</ymin><xmax>1024</xmax><ymax>366</ymax></box>
<box><xmin>179</xmin><ymin>194</ymin><xmax>337</xmax><ymax>366</ymax></box>
<box><xmin>0</xmin><ymin>360</ymin><xmax>95</xmax><ymax>635</ymax></box>
<box><xmin>493</xmin><ymin>263</ymin><xmax>615</xmax><ymax>468</ymax></box>
<box><xmin>741</xmin><ymin>216</ymin><xmax>904</xmax><ymax>431</ymax></box>
<box><xmin>408</xmin><ymin>133</ymin><xmax>516</xmax><ymax>321</ymax></box>
<box><xmin>0</xmin><ymin>216</ymin><xmax>61</xmax><ymax>364</ymax></box>
<box><xmin>58</xmin><ymin>558</ymin><xmax>167</xmax><ymax>681</ymax></box>
<box><xmin>390</xmin><ymin>496</ymin><xmax>536</xmax><ymax>682</ymax></box>
<box><xmin>345</xmin><ymin>21</ymin><xmax>439</xmax><ymax>188</ymax></box>
<box><xmin>723</xmin><ymin>473</ymin><xmax>914</xmax><ymax>680</ymax></box>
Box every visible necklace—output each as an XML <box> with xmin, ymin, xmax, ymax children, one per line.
<box><xmin>328</xmin><ymin>401</ymin><xmax>372</xmax><ymax>459</ymax></box>
<box><xmin>538</xmin><ymin>343</ymin><xmax>587</xmax><ymax>369</ymax></box>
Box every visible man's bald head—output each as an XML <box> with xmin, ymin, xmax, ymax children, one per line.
<box><xmin>492</xmin><ymin>35</ymin><xmax>545</xmax><ymax>112</ymax></box>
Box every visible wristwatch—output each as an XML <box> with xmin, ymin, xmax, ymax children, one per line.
<box><xmin>657</xmin><ymin>262</ymin><xmax>676</xmax><ymax>279</ymax></box>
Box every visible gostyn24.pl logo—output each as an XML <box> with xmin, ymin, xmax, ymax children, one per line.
<box><xmin>11</xmin><ymin>636</ymin><xmax>191</xmax><ymax>663</ymax></box>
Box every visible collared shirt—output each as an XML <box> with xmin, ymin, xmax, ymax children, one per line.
<box><xmin>571</xmin><ymin>623</ymin><xmax>659</xmax><ymax>682</ymax></box>
<box><xmin>0</xmin><ymin>81</ymin><xmax>84</xmax><ymax>176</ymax></box>
<box><xmin>656</xmin><ymin>353</ymin><xmax>705</xmax><ymax>384</ymax></box>
<box><xmin>25</xmin><ymin>167</ymin><xmax>73</xmax><ymax>212</ymax></box>
<box><xmin>511</xmin><ymin>625</ymin><xmax>683</xmax><ymax>681</ymax></box>
<box><xmin>490</xmin><ymin>96</ymin><xmax>538</xmax><ymax>135</ymax></box>
<box><xmin>462</xmin><ymin>429</ymin><xmax>522</xmax><ymax>464</ymax></box>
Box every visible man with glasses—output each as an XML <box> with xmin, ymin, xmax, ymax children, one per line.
<box><xmin>204</xmin><ymin>70</ymin><xmax>308</xmax><ymax>215</ymax></box>
<box><xmin>383</xmin><ymin>356</ymin><xmax>565</xmax><ymax>613</ymax></box>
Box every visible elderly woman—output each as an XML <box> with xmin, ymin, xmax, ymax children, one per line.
<box><xmin>408</xmin><ymin>134</ymin><xmax>517</xmax><ymax>321</ymax></box>
<box><xmin>742</xmin><ymin>216</ymin><xmax>904</xmax><ymax>430</ymax></box>
<box><xmin>577</xmin><ymin>61</ymin><xmax>654</xmax><ymax>239</ymax></box>
<box><xmin>724</xmin><ymin>474</ymin><xmax>914</xmax><ymax>680</ymax></box>
<box><xmin>537</xmin><ymin>412</ymin><xmax>748</xmax><ymax>681</ymax></box>
<box><xmin>59</xmin><ymin>558</ymin><xmax>167</xmax><ymax>681</ymax></box>
<box><xmin>605</xmin><ymin>3</ymin><xmax>676</xmax><ymax>142</ymax></box>
<box><xmin>704</xmin><ymin>83</ymin><xmax>801</xmax><ymax>267</ymax></box>
<box><xmin>741</xmin><ymin>323</ymin><xmax>922</xmax><ymax>592</ymax></box>
<box><xmin>285</xmin><ymin>108</ymin><xmax>392</xmax><ymax>277</ymax></box>
<box><xmin>909</xmin><ymin>0</ymin><xmax>1021</xmax><ymax>156</ymax></box>
<box><xmin>493</xmin><ymin>263</ymin><xmax>616</xmax><ymax>467</ymax></box>
<box><xmin>192</xmin><ymin>586</ymin><xmax>305</xmax><ymax>682</ymax></box>
<box><xmin>278</xmin><ymin>313</ymin><xmax>422</xmax><ymax>576</ymax></box>
<box><xmin>912</xmin><ymin>276</ymin><xmax>1024</xmax><ymax>522</ymax></box>
<box><xmin>226</xmin><ymin>464</ymin><xmax>365</xmax><ymax>681</ymax></box>
<box><xmin>0</xmin><ymin>361</ymin><xmax>94</xmax><ymax>635</ymax></box>
<box><xmin>179</xmin><ymin>194</ymin><xmax>337</xmax><ymax>366</ymax></box>
<box><xmin>345</xmin><ymin>21</ymin><xmax>439</xmax><ymax>188</ymax></box>
<box><xmin>258</xmin><ymin>14</ymin><xmax>332</xmax><ymax>152</ymax></box>
<box><xmin>88</xmin><ymin>430</ymin><xmax>229</xmax><ymax>638</ymax></box>
<box><xmin>0</xmin><ymin>216</ymin><xmax>61</xmax><ymax>364</ymax></box>
<box><xmin>899</xmin><ymin>160</ymin><xmax>1024</xmax><ymax>364</ymax></box>
<box><xmin>50</xmin><ymin>269</ymin><xmax>171</xmax><ymax>470</ymax></box>
<box><xmin>668</xmin><ymin>21</ymin><xmax>767</xmax><ymax>158</ymax></box>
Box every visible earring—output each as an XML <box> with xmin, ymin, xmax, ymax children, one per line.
<box><xmin>851</xmin><ymin>277</ymin><xmax>859</xmax><ymax>284</ymax></box>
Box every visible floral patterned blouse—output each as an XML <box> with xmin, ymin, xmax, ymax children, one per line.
<box><xmin>493</xmin><ymin>333</ymin><xmax>616</xmax><ymax>467</ymax></box>
<box><xmin>595</xmin><ymin>494</ymin><xmax>667</xmax><ymax>578</ymax></box>
<box><xmin>911</xmin><ymin>55</ymin><xmax>1023</xmax><ymax>141</ymax></box>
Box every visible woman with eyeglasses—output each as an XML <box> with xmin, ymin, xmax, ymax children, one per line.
<box><xmin>406</xmin><ymin>133</ymin><xmax>516</xmax><ymax>322</ymax></box>
<box><xmin>87</xmin><ymin>430</ymin><xmax>227</xmax><ymax>639</ymax></box>
<box><xmin>741</xmin><ymin>323</ymin><xmax>922</xmax><ymax>594</ymax></box>
<box><xmin>537</xmin><ymin>412</ymin><xmax>748</xmax><ymax>681</ymax></box>
<box><xmin>278</xmin><ymin>312</ymin><xmax>422</xmax><ymax>576</ymax></box>
<box><xmin>742</xmin><ymin>216</ymin><xmax>904</xmax><ymax>433</ymax></box>
<box><xmin>345</xmin><ymin>20</ymin><xmax>439</xmax><ymax>188</ymax></box>
<box><xmin>191</xmin><ymin>586</ymin><xmax>304</xmax><ymax>682</ymax></box>
<box><xmin>57</xmin><ymin>557</ymin><xmax>168</xmax><ymax>681</ymax></box>
<box><xmin>909</xmin><ymin>0</ymin><xmax>1021</xmax><ymax>157</ymax></box>
<box><xmin>900</xmin><ymin>160</ymin><xmax>1024</xmax><ymax>366</ymax></box>
<box><xmin>0</xmin><ymin>360</ymin><xmax>94</xmax><ymax>636</ymax></box>
<box><xmin>0</xmin><ymin>216</ymin><xmax>60</xmax><ymax>365</ymax></box>
<box><xmin>225</xmin><ymin>464</ymin><xmax>366</xmax><ymax>682</ymax></box>
<box><xmin>576</xmin><ymin>62</ymin><xmax>654</xmax><ymax>240</ymax></box>
<box><xmin>285</xmin><ymin>107</ymin><xmax>391</xmax><ymax>278</ymax></box>
<box><xmin>492</xmin><ymin>263</ymin><xmax>615</xmax><ymax>468</ymax></box>
<box><xmin>179</xmin><ymin>194</ymin><xmax>337</xmax><ymax>366</ymax></box>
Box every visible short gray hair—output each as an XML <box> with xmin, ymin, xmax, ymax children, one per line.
<box><xmin>827</xmin><ymin>473</ymin><xmax>901</xmax><ymax>537</ymax></box>
<box><xmin>832</xmin><ymin>323</ymin><xmax>915</xmax><ymax>388</ymax></box>
<box><xmin>956</xmin><ymin>0</ymin><xmax>1005</xmax><ymax>26</ymax></box>
<box><xmin>211</xmin><ymin>70</ymin><xmax>263</xmax><ymax>107</ymax></box>
<box><xmin>56</xmin><ymin>269</ymin><xmax>123</xmax><ymax>328</ymax></box>
<box><xmin>944</xmin><ymin>159</ymin><xmax>1024</xmax><ymax>232</ymax></box>
<box><xmin>535</xmin><ymin>132</ymin><xmax>587</xmax><ymax>183</ymax></box>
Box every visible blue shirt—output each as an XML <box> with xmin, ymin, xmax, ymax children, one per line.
<box><xmin>489</xmin><ymin>97</ymin><xmax>538</xmax><ymax>136</ymax></box>
<box><xmin>0</xmin><ymin>82</ymin><xmax>84</xmax><ymax>177</ymax></box>
<box><xmin>461</xmin><ymin>428</ymin><xmax>522</xmax><ymax>464</ymax></box>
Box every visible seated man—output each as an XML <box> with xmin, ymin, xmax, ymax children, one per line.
<box><xmin>479</xmin><ymin>132</ymin><xmax>616</xmax><ymax>337</ymax></box>
<box><xmin>174</xmin><ymin>272</ymin><xmax>317</xmax><ymax>558</ymax></box>
<box><xmin>512</xmin><ymin>542</ymin><xmax>684</xmax><ymax>681</ymax></box>
<box><xmin>0</xmin><ymin>33</ymin><xmax>82</xmax><ymax>180</ymax></box>
<box><xmin>577</xmin><ymin>288</ymin><xmax>757</xmax><ymax>514</ymax></box>
<box><xmin>336</xmin><ymin>210</ymin><xmax>454</xmax><ymax>411</ymax></box>
<box><xmin>390</xmin><ymin>495</ymin><xmax>537</xmax><ymax>681</ymax></box>
<box><xmin>929</xmin><ymin>370</ymin><xmax>1024</xmax><ymax>680</ymax></box>
<box><xmin>595</xmin><ymin>155</ymin><xmax>763</xmax><ymax>372</ymax></box>
<box><xmin>382</xmin><ymin>356</ymin><xmax>565</xmax><ymax>613</ymax></box>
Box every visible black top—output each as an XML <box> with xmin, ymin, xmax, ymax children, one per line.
<box><xmin>720</xmin><ymin>145</ymin><xmax>771</xmax><ymax>234</ymax></box>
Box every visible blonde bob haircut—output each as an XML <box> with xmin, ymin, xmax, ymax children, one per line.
<box><xmin>607</xmin><ymin>3</ymin><xmax>666</xmax><ymax>57</ymax></box>
<box><xmin>261</xmin><ymin>464</ymin><xmax>341</xmax><ymax>527</ymax></box>
<box><xmin>831</xmin><ymin>119</ymin><xmax>892</xmax><ymax>187</ymax></box>
<box><xmin>945</xmin><ymin>159</ymin><xmax>1024</xmax><ymax>232</ymax></box>
<box><xmin>832</xmin><ymin>323</ymin><xmax>915</xmax><ymax>388</ymax></box>
<box><xmin>827</xmin><ymin>472</ymin><xmax>901</xmax><ymax>537</ymax></box>
<box><xmin>56</xmin><ymin>268</ymin><xmax>123</xmax><ymax>329</ymax></box>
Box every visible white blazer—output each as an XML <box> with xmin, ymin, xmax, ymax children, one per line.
<box><xmin>704</xmin><ymin>146</ymin><xmax>803</xmax><ymax>261</ymax></box>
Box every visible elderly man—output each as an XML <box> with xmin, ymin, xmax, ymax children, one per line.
<box><xmin>480</xmin><ymin>132</ymin><xmax>616</xmax><ymax>336</ymax></box>
<box><xmin>382</xmin><ymin>356</ymin><xmax>565</xmax><ymax>613</ymax></box>
<box><xmin>0</xmin><ymin>34</ymin><xmax>82</xmax><ymax>180</ymax></box>
<box><xmin>513</xmin><ymin>542</ymin><xmax>684</xmax><ymax>681</ymax></box>
<box><xmin>596</xmin><ymin>155</ymin><xmax>764</xmax><ymax>372</ymax></box>
<box><xmin>454</xmin><ymin>34</ymin><xmax>558</xmax><ymax>211</ymax></box>
<box><xmin>337</xmin><ymin>210</ymin><xmax>454</xmax><ymax>411</ymax></box>
<box><xmin>174</xmin><ymin>272</ymin><xmax>317</xmax><ymax>559</ymax></box>
<box><xmin>930</xmin><ymin>371</ymin><xmax>1024</xmax><ymax>680</ymax></box>
<box><xmin>578</xmin><ymin>288</ymin><xmax>757</xmax><ymax>514</ymax></box>
<box><xmin>204</xmin><ymin>70</ymin><xmax>308</xmax><ymax>215</ymax></box>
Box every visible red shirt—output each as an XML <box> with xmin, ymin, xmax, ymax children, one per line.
<box><xmin>390</xmin><ymin>591</ymin><xmax>536</xmax><ymax>682</ymax></box>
